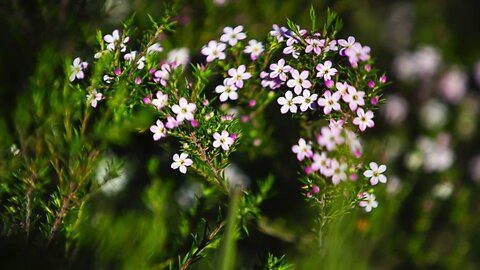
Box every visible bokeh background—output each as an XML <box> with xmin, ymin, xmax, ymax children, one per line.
<box><xmin>2</xmin><ymin>0</ymin><xmax>480</xmax><ymax>269</ymax></box>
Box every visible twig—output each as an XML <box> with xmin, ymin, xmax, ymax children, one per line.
<box><xmin>180</xmin><ymin>221</ymin><xmax>225</xmax><ymax>270</ymax></box>
<box><xmin>47</xmin><ymin>182</ymin><xmax>75</xmax><ymax>244</ymax></box>
<box><xmin>189</xmin><ymin>133</ymin><xmax>228</xmax><ymax>192</ymax></box>
<box><xmin>25</xmin><ymin>186</ymin><xmax>33</xmax><ymax>239</ymax></box>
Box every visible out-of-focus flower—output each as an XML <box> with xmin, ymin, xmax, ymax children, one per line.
<box><xmin>224</xmin><ymin>163</ymin><xmax>250</xmax><ymax>189</ymax></box>
<box><xmin>10</xmin><ymin>144</ymin><xmax>20</xmax><ymax>156</ymax></box>
<box><xmin>381</xmin><ymin>94</ymin><xmax>409</xmax><ymax>125</ymax></box>
<box><xmin>358</xmin><ymin>192</ymin><xmax>378</xmax><ymax>212</ymax></box>
<box><xmin>168</xmin><ymin>47</ymin><xmax>190</xmax><ymax>68</ymax></box>
<box><xmin>419</xmin><ymin>99</ymin><xmax>448</xmax><ymax>129</ymax></box>
<box><xmin>418</xmin><ymin>134</ymin><xmax>455</xmax><ymax>173</ymax></box>
<box><xmin>393</xmin><ymin>46</ymin><xmax>441</xmax><ymax>81</ymax></box>
<box><xmin>437</xmin><ymin>66</ymin><xmax>468</xmax><ymax>104</ymax></box>
<box><xmin>432</xmin><ymin>181</ymin><xmax>454</xmax><ymax>199</ymax></box>
<box><xmin>469</xmin><ymin>155</ymin><xmax>480</xmax><ymax>183</ymax></box>
<box><xmin>386</xmin><ymin>175</ymin><xmax>402</xmax><ymax>195</ymax></box>
<box><xmin>86</xmin><ymin>89</ymin><xmax>103</xmax><ymax>108</ymax></box>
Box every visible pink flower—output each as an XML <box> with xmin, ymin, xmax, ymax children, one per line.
<box><xmin>227</xmin><ymin>65</ymin><xmax>251</xmax><ymax>88</ymax></box>
<box><xmin>201</xmin><ymin>40</ymin><xmax>226</xmax><ymax>62</ymax></box>
<box><xmin>269</xmin><ymin>58</ymin><xmax>292</xmax><ymax>82</ymax></box>
<box><xmin>213</xmin><ymin>130</ymin><xmax>235</xmax><ymax>151</ymax></box>
<box><xmin>287</xmin><ymin>69</ymin><xmax>311</xmax><ymax>94</ymax></box>
<box><xmin>151</xmin><ymin>91</ymin><xmax>169</xmax><ymax>110</ymax></box>
<box><xmin>292</xmin><ymin>138</ymin><xmax>313</xmax><ymax>161</ymax></box>
<box><xmin>317</xmin><ymin>90</ymin><xmax>341</xmax><ymax>114</ymax></box>
<box><xmin>172</xmin><ymin>97</ymin><xmax>196</xmax><ymax>122</ymax></box>
<box><xmin>150</xmin><ymin>120</ymin><xmax>167</xmax><ymax>141</ymax></box>
<box><xmin>316</xmin><ymin>60</ymin><xmax>338</xmax><ymax>81</ymax></box>
<box><xmin>353</xmin><ymin>108</ymin><xmax>375</xmax><ymax>131</ymax></box>
<box><xmin>342</xmin><ymin>86</ymin><xmax>365</xmax><ymax>111</ymax></box>
<box><xmin>277</xmin><ymin>91</ymin><xmax>298</xmax><ymax>114</ymax></box>
<box><xmin>220</xmin><ymin>25</ymin><xmax>246</xmax><ymax>46</ymax></box>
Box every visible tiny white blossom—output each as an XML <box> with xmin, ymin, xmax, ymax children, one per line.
<box><xmin>227</xmin><ymin>65</ymin><xmax>251</xmax><ymax>88</ymax></box>
<box><xmin>69</xmin><ymin>57</ymin><xmax>88</xmax><ymax>82</ymax></box>
<box><xmin>363</xmin><ymin>162</ymin><xmax>387</xmax><ymax>185</ymax></box>
<box><xmin>220</xmin><ymin>25</ymin><xmax>247</xmax><ymax>46</ymax></box>
<box><xmin>171</xmin><ymin>153</ymin><xmax>193</xmax><ymax>174</ymax></box>
<box><xmin>292</xmin><ymin>138</ymin><xmax>313</xmax><ymax>161</ymax></box>
<box><xmin>150</xmin><ymin>120</ymin><xmax>167</xmax><ymax>141</ymax></box>
<box><xmin>286</xmin><ymin>69</ymin><xmax>311</xmax><ymax>95</ymax></box>
<box><xmin>103</xmin><ymin>29</ymin><xmax>129</xmax><ymax>52</ymax></box>
<box><xmin>293</xmin><ymin>90</ymin><xmax>318</xmax><ymax>112</ymax></box>
<box><xmin>244</xmin><ymin>39</ymin><xmax>264</xmax><ymax>60</ymax></box>
<box><xmin>316</xmin><ymin>60</ymin><xmax>338</xmax><ymax>81</ymax></box>
<box><xmin>147</xmin><ymin>43</ymin><xmax>163</xmax><ymax>54</ymax></box>
<box><xmin>10</xmin><ymin>144</ymin><xmax>20</xmax><ymax>156</ymax></box>
<box><xmin>86</xmin><ymin>89</ymin><xmax>103</xmax><ymax>108</ymax></box>
<box><xmin>353</xmin><ymin>108</ymin><xmax>375</xmax><ymax>131</ymax></box>
<box><xmin>171</xmin><ymin>97</ymin><xmax>196</xmax><ymax>122</ymax></box>
<box><xmin>151</xmin><ymin>91</ymin><xmax>169</xmax><ymax>110</ymax></box>
<box><xmin>277</xmin><ymin>91</ymin><xmax>298</xmax><ymax>114</ymax></box>
<box><xmin>358</xmin><ymin>192</ymin><xmax>378</xmax><ymax>212</ymax></box>
<box><xmin>213</xmin><ymin>130</ymin><xmax>235</xmax><ymax>151</ymax></box>
<box><xmin>215</xmin><ymin>79</ymin><xmax>238</xmax><ymax>102</ymax></box>
<box><xmin>331</xmin><ymin>159</ymin><xmax>347</xmax><ymax>185</ymax></box>
<box><xmin>201</xmin><ymin>40</ymin><xmax>226</xmax><ymax>62</ymax></box>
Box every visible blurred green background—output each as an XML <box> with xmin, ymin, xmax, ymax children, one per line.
<box><xmin>2</xmin><ymin>0</ymin><xmax>480</xmax><ymax>269</ymax></box>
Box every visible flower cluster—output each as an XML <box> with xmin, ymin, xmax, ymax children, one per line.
<box><xmin>263</xmin><ymin>22</ymin><xmax>388</xmax><ymax>212</ymax></box>
<box><xmin>69</xmin><ymin>12</ymin><xmax>389</xmax><ymax>211</ymax></box>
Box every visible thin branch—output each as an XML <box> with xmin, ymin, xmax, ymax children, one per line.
<box><xmin>47</xmin><ymin>182</ymin><xmax>75</xmax><ymax>244</ymax></box>
<box><xmin>180</xmin><ymin>221</ymin><xmax>225</xmax><ymax>270</ymax></box>
<box><xmin>189</xmin><ymin>133</ymin><xmax>228</xmax><ymax>192</ymax></box>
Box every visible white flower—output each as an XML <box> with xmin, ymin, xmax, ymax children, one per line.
<box><xmin>331</xmin><ymin>159</ymin><xmax>347</xmax><ymax>185</ymax></box>
<box><xmin>293</xmin><ymin>90</ymin><xmax>318</xmax><ymax>112</ymax></box>
<box><xmin>353</xmin><ymin>108</ymin><xmax>374</xmax><ymax>131</ymax></box>
<box><xmin>363</xmin><ymin>162</ymin><xmax>387</xmax><ymax>185</ymax></box>
<box><xmin>124</xmin><ymin>51</ymin><xmax>145</xmax><ymax>70</ymax></box>
<box><xmin>277</xmin><ymin>91</ymin><xmax>298</xmax><ymax>114</ymax></box>
<box><xmin>215</xmin><ymin>79</ymin><xmax>238</xmax><ymax>102</ymax></box>
<box><xmin>244</xmin><ymin>39</ymin><xmax>264</xmax><ymax>60</ymax></box>
<box><xmin>171</xmin><ymin>153</ymin><xmax>193</xmax><ymax>174</ymax></box>
<box><xmin>150</xmin><ymin>120</ymin><xmax>167</xmax><ymax>141</ymax></box>
<box><xmin>167</xmin><ymin>48</ymin><xmax>190</xmax><ymax>68</ymax></box>
<box><xmin>286</xmin><ymin>69</ymin><xmax>311</xmax><ymax>95</ymax></box>
<box><xmin>10</xmin><ymin>144</ymin><xmax>20</xmax><ymax>156</ymax></box>
<box><xmin>317</xmin><ymin>126</ymin><xmax>344</xmax><ymax>151</ymax></box>
<box><xmin>342</xmin><ymin>86</ymin><xmax>365</xmax><ymax>111</ymax></box>
<box><xmin>201</xmin><ymin>40</ymin><xmax>226</xmax><ymax>62</ymax></box>
<box><xmin>86</xmin><ymin>89</ymin><xmax>103</xmax><ymax>108</ymax></box>
<box><xmin>432</xmin><ymin>182</ymin><xmax>454</xmax><ymax>199</ymax></box>
<box><xmin>227</xmin><ymin>65</ymin><xmax>251</xmax><ymax>88</ymax></box>
<box><xmin>147</xmin><ymin>42</ymin><xmax>163</xmax><ymax>54</ymax></box>
<box><xmin>213</xmin><ymin>130</ymin><xmax>235</xmax><ymax>151</ymax></box>
<box><xmin>311</xmin><ymin>152</ymin><xmax>332</xmax><ymax>176</ymax></box>
<box><xmin>269</xmin><ymin>58</ymin><xmax>292</xmax><ymax>81</ymax></box>
<box><xmin>103</xmin><ymin>29</ymin><xmax>129</xmax><ymax>52</ymax></box>
<box><xmin>316</xmin><ymin>60</ymin><xmax>337</xmax><ymax>81</ymax></box>
<box><xmin>151</xmin><ymin>91</ymin><xmax>169</xmax><ymax>110</ymax></box>
<box><xmin>358</xmin><ymin>192</ymin><xmax>378</xmax><ymax>212</ymax></box>
<box><xmin>317</xmin><ymin>90</ymin><xmax>341</xmax><ymax>114</ymax></box>
<box><xmin>69</xmin><ymin>57</ymin><xmax>88</xmax><ymax>82</ymax></box>
<box><xmin>171</xmin><ymin>98</ymin><xmax>196</xmax><ymax>122</ymax></box>
<box><xmin>220</xmin><ymin>25</ymin><xmax>246</xmax><ymax>46</ymax></box>
<box><xmin>292</xmin><ymin>138</ymin><xmax>313</xmax><ymax>161</ymax></box>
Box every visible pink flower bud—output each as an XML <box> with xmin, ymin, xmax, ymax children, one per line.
<box><xmin>190</xmin><ymin>119</ymin><xmax>198</xmax><ymax>128</ymax></box>
<box><xmin>306</xmin><ymin>192</ymin><xmax>312</xmax><ymax>198</ymax></box>
<box><xmin>188</xmin><ymin>82</ymin><xmax>193</xmax><ymax>88</ymax></box>
<box><xmin>226</xmin><ymin>115</ymin><xmax>233</xmax><ymax>121</ymax></box>
<box><xmin>202</xmin><ymin>99</ymin><xmax>209</xmax><ymax>106</ymax></box>
<box><xmin>135</xmin><ymin>77</ymin><xmax>141</xmax><ymax>84</ymax></box>
<box><xmin>230</xmin><ymin>133</ymin><xmax>237</xmax><ymax>140</ymax></box>
<box><xmin>143</xmin><ymin>94</ymin><xmax>152</xmax><ymax>104</ymax></box>
<box><xmin>241</xmin><ymin>115</ymin><xmax>249</xmax><ymax>123</ymax></box>
<box><xmin>368</xmin><ymin>81</ymin><xmax>375</xmax><ymax>88</ymax></box>
<box><xmin>350</xmin><ymin>173</ymin><xmax>358</xmax><ymax>181</ymax></box>
<box><xmin>354</xmin><ymin>150</ymin><xmax>362</xmax><ymax>158</ymax></box>
<box><xmin>149</xmin><ymin>68</ymin><xmax>156</xmax><ymax>75</ymax></box>
<box><xmin>370</xmin><ymin>96</ymin><xmax>379</xmax><ymax>105</ymax></box>
<box><xmin>325</xmin><ymin>79</ymin><xmax>334</xmax><ymax>88</ymax></box>
<box><xmin>312</xmin><ymin>185</ymin><xmax>320</xmax><ymax>193</ymax></box>
<box><xmin>364</xmin><ymin>64</ymin><xmax>371</xmax><ymax>72</ymax></box>
<box><xmin>305</xmin><ymin>166</ymin><xmax>313</xmax><ymax>175</ymax></box>
<box><xmin>380</xmin><ymin>75</ymin><xmax>387</xmax><ymax>83</ymax></box>
<box><xmin>114</xmin><ymin>69</ymin><xmax>121</xmax><ymax>76</ymax></box>
<box><xmin>221</xmin><ymin>115</ymin><xmax>227</xmax><ymax>121</ymax></box>
<box><xmin>249</xmin><ymin>100</ymin><xmax>256</xmax><ymax>107</ymax></box>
